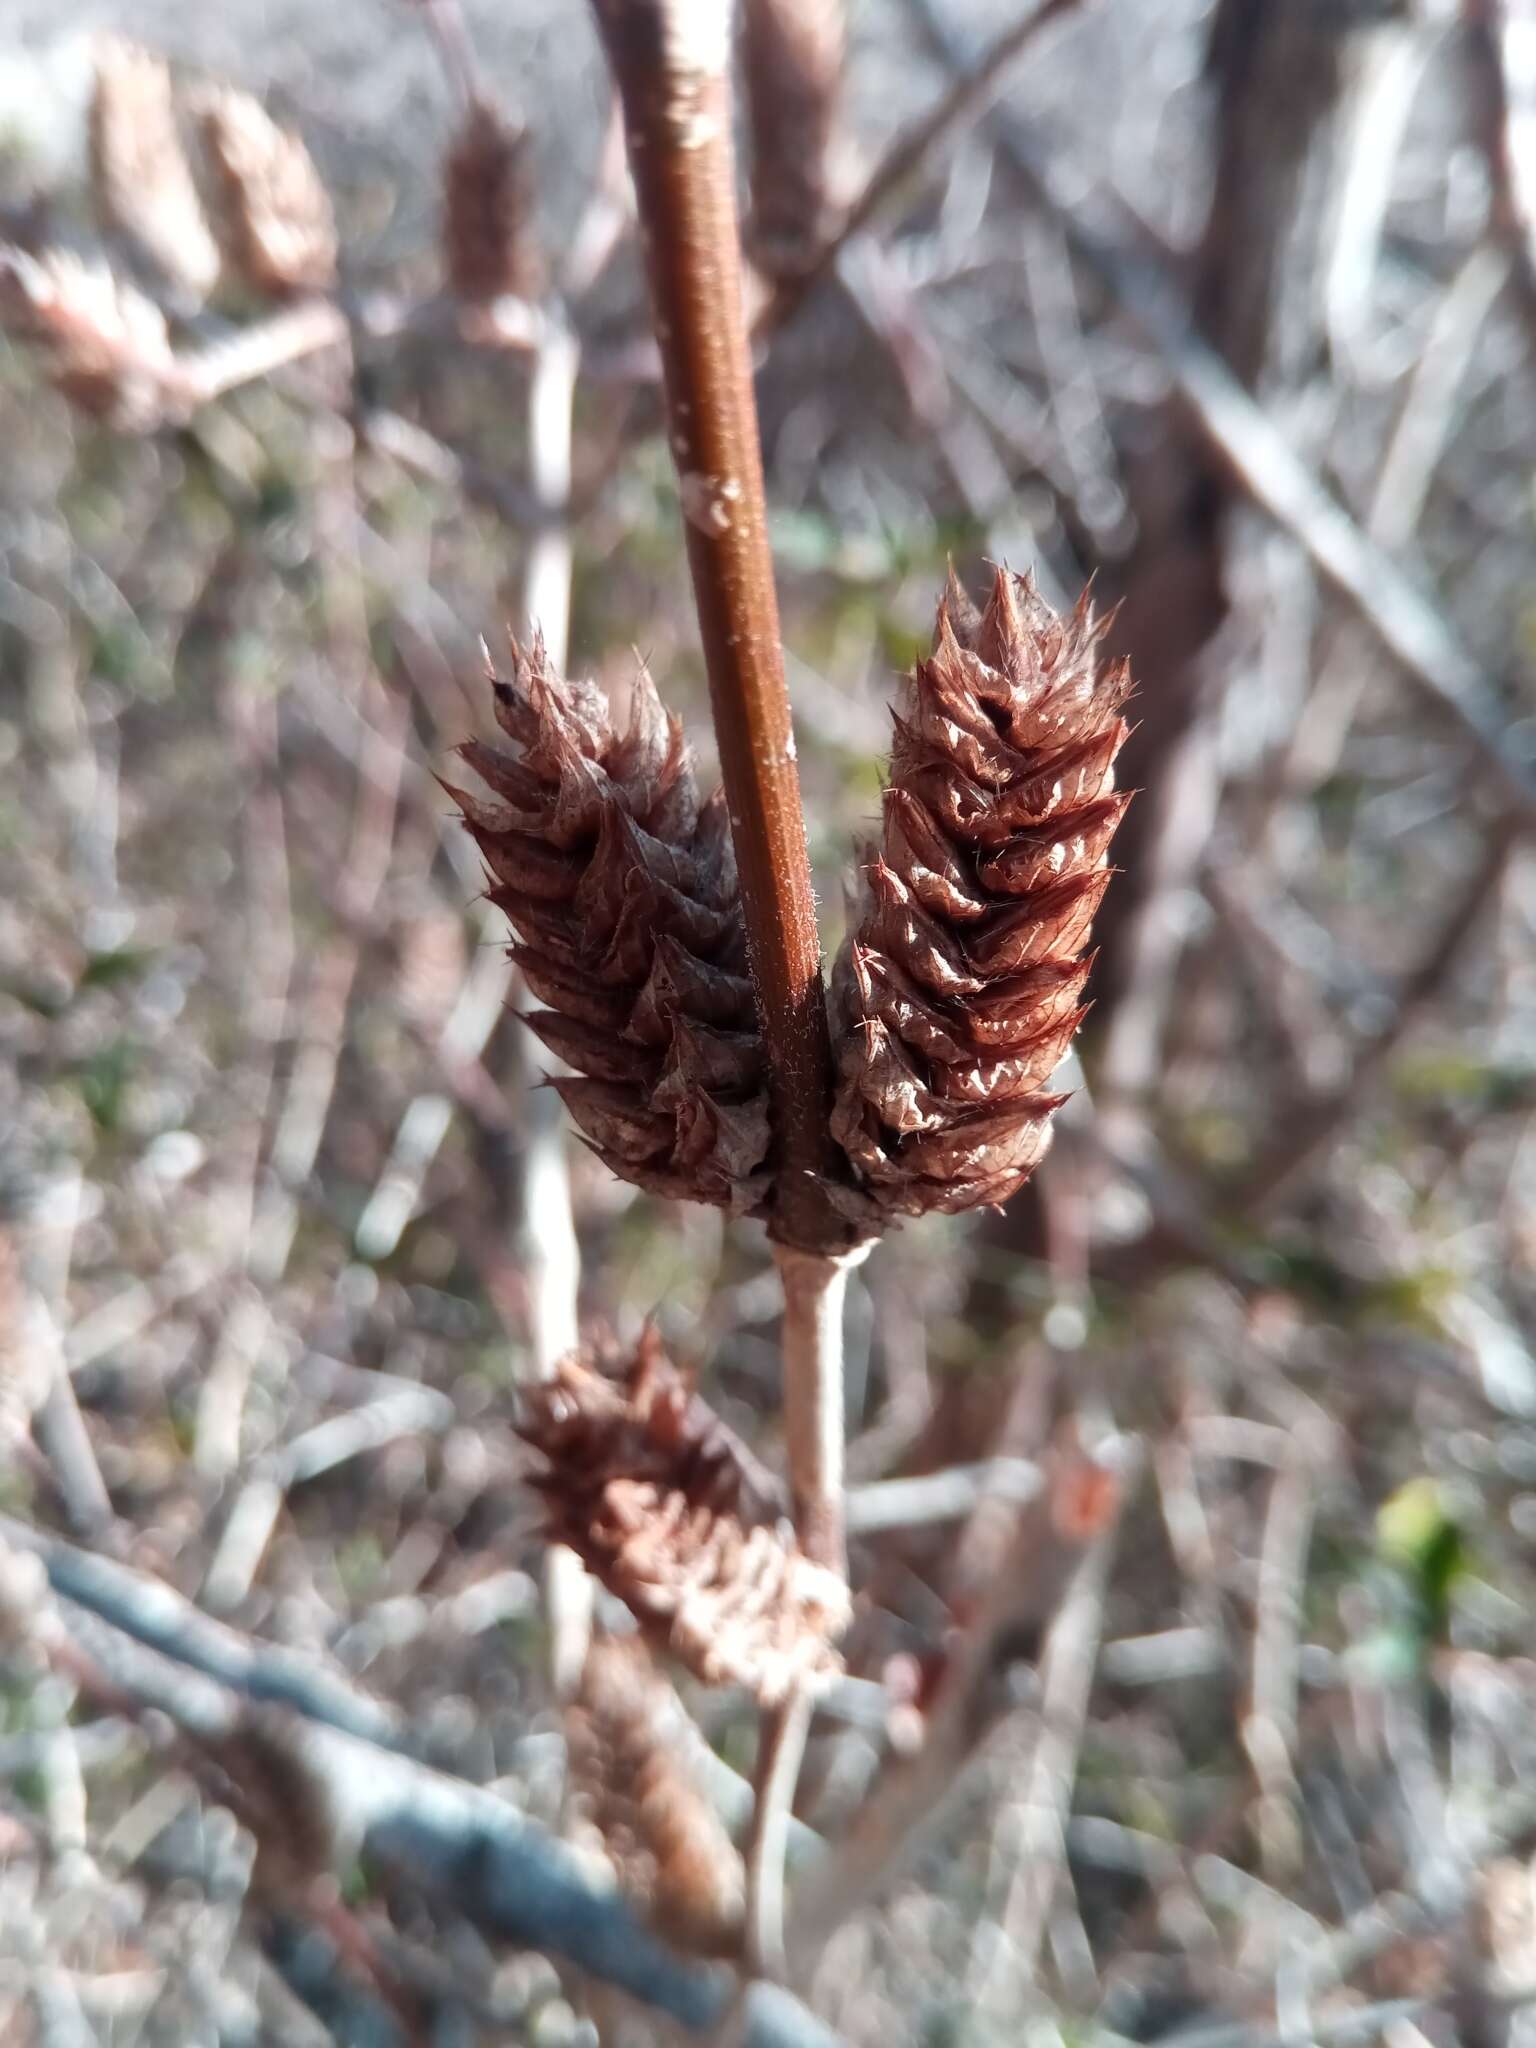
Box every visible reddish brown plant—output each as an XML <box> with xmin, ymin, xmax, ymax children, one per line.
<box><xmin>830</xmin><ymin>568</ymin><xmax>1132</xmax><ymax>1219</ymax></box>
<box><xmin>450</xmin><ymin>637</ymin><xmax>771</xmax><ymax>1213</ymax></box>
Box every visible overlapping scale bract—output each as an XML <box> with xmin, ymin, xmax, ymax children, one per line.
<box><xmin>831</xmin><ymin>569</ymin><xmax>1131</xmax><ymax>1219</ymax></box>
<box><xmin>452</xmin><ymin>637</ymin><xmax>771</xmax><ymax>1212</ymax></box>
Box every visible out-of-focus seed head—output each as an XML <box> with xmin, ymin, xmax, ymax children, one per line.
<box><xmin>196</xmin><ymin>84</ymin><xmax>337</xmax><ymax>300</ymax></box>
<box><xmin>442</xmin><ymin>97</ymin><xmax>543</xmax><ymax>304</ymax></box>
<box><xmin>0</xmin><ymin>247</ymin><xmax>180</xmax><ymax>429</ymax></box>
<box><xmin>89</xmin><ymin>38</ymin><xmax>221</xmax><ymax>306</ymax></box>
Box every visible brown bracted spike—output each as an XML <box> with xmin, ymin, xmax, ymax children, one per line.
<box><xmin>741</xmin><ymin>0</ymin><xmax>845</xmax><ymax>280</ymax></box>
<box><xmin>196</xmin><ymin>84</ymin><xmax>337</xmax><ymax>300</ymax></box>
<box><xmin>442</xmin><ymin>98</ymin><xmax>543</xmax><ymax>304</ymax></box>
<box><xmin>455</xmin><ymin>636</ymin><xmax>771</xmax><ymax>1214</ymax></box>
<box><xmin>565</xmin><ymin>1634</ymin><xmax>744</xmax><ymax>1955</ymax></box>
<box><xmin>517</xmin><ymin>1334</ymin><xmax>847</xmax><ymax>1703</ymax></box>
<box><xmin>89</xmin><ymin>40</ymin><xmax>221</xmax><ymax>304</ymax></box>
<box><xmin>830</xmin><ymin>568</ymin><xmax>1130</xmax><ymax>1222</ymax></box>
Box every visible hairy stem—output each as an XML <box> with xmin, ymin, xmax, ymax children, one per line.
<box><xmin>588</xmin><ymin>0</ymin><xmax>853</xmax><ymax>1260</ymax></box>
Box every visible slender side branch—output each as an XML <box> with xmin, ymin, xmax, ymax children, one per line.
<box><xmin>745</xmin><ymin>1681</ymin><xmax>815</xmax><ymax>1978</ymax></box>
<box><xmin>1234</xmin><ymin>819</ymin><xmax>1518</xmax><ymax>1215</ymax></box>
<box><xmin>173</xmin><ymin>298</ymin><xmax>350</xmax><ymax>410</ymax></box>
<box><xmin>517</xmin><ymin>315</ymin><xmax>592</xmax><ymax>1699</ymax></box>
<box><xmin>588</xmin><ymin>0</ymin><xmax>852</xmax><ymax>1260</ymax></box>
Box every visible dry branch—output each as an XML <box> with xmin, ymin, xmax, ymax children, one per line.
<box><xmin>1462</xmin><ymin>0</ymin><xmax>1536</xmax><ymax>353</ymax></box>
<box><xmin>1234</xmin><ymin>821</ymin><xmax>1518</xmax><ymax>1213</ymax></box>
<box><xmin>786</xmin><ymin>1434</ymin><xmax>1130</xmax><ymax>1966</ymax></box>
<box><xmin>513</xmin><ymin>308</ymin><xmax>591</xmax><ymax>1695</ymax></box>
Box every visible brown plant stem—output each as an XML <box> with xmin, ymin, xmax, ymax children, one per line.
<box><xmin>587</xmin><ymin>0</ymin><xmax>852</xmax><ymax>1265</ymax></box>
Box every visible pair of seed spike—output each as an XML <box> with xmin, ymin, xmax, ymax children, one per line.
<box><xmin>456</xmin><ymin>563</ymin><xmax>1130</xmax><ymax>1226</ymax></box>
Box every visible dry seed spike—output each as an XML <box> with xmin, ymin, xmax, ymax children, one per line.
<box><xmin>456</xmin><ymin>640</ymin><xmax>771</xmax><ymax>1214</ymax></box>
<box><xmin>830</xmin><ymin>567</ymin><xmax>1130</xmax><ymax>1221</ymax></box>
<box><xmin>197</xmin><ymin>84</ymin><xmax>337</xmax><ymax>299</ymax></box>
<box><xmin>90</xmin><ymin>38</ymin><xmax>221</xmax><ymax>303</ymax></box>
<box><xmin>443</xmin><ymin>97</ymin><xmax>543</xmax><ymax>303</ymax></box>
<box><xmin>742</xmin><ymin>0</ymin><xmax>845</xmax><ymax>277</ymax></box>
<box><xmin>517</xmin><ymin>1335</ymin><xmax>848</xmax><ymax>1703</ymax></box>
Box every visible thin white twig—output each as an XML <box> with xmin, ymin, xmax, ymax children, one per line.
<box><xmin>745</xmin><ymin>1682</ymin><xmax>816</xmax><ymax>1980</ymax></box>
